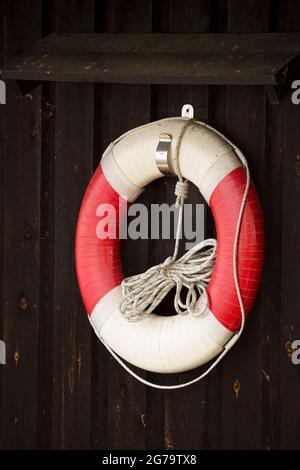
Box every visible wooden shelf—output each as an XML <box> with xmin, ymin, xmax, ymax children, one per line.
<box><xmin>2</xmin><ymin>32</ymin><xmax>300</xmax><ymax>99</ymax></box>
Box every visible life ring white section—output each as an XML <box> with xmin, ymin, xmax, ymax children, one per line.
<box><xmin>109</xmin><ymin>117</ymin><xmax>242</xmax><ymax>203</ymax></box>
<box><xmin>90</xmin><ymin>286</ymin><xmax>233</xmax><ymax>374</ymax></box>
<box><xmin>101</xmin><ymin>148</ymin><xmax>143</xmax><ymax>202</ymax></box>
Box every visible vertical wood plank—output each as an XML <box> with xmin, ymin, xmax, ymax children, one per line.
<box><xmin>223</xmin><ymin>85</ymin><xmax>266</xmax><ymax>449</ymax></box>
<box><xmin>0</xmin><ymin>0</ymin><xmax>6</xmax><ymax>426</ymax></box>
<box><xmin>273</xmin><ymin>0</ymin><xmax>300</xmax><ymax>450</ymax></box>
<box><xmin>205</xmin><ymin>3</ymin><xmax>228</xmax><ymax>450</ymax></box>
<box><xmin>50</xmin><ymin>0</ymin><xmax>94</xmax><ymax>450</ymax></box>
<box><xmin>37</xmin><ymin>81</ymin><xmax>56</xmax><ymax>449</ymax></box>
<box><xmin>0</xmin><ymin>0</ymin><xmax>41</xmax><ymax>450</ymax></box>
<box><xmin>93</xmin><ymin>0</ymin><xmax>153</xmax><ymax>451</ymax></box>
<box><xmin>36</xmin><ymin>1</ymin><xmax>57</xmax><ymax>449</ymax></box>
<box><xmin>260</xmin><ymin>98</ymin><xmax>283</xmax><ymax>450</ymax></box>
<box><xmin>279</xmin><ymin>90</ymin><xmax>300</xmax><ymax>450</ymax></box>
<box><xmin>227</xmin><ymin>0</ymin><xmax>269</xmax><ymax>32</ymax></box>
<box><xmin>221</xmin><ymin>0</ymin><xmax>269</xmax><ymax>450</ymax></box>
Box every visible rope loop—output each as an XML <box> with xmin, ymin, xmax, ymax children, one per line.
<box><xmin>120</xmin><ymin>237</ymin><xmax>217</xmax><ymax>321</ymax></box>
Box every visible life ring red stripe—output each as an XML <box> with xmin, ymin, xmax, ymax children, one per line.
<box><xmin>75</xmin><ymin>165</ymin><xmax>124</xmax><ymax>315</ymax></box>
<box><xmin>208</xmin><ymin>166</ymin><xmax>264</xmax><ymax>332</ymax></box>
<box><xmin>76</xmin><ymin>165</ymin><xmax>264</xmax><ymax>333</ymax></box>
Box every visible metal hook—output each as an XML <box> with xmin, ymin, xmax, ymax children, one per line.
<box><xmin>155</xmin><ymin>133</ymin><xmax>174</xmax><ymax>176</ymax></box>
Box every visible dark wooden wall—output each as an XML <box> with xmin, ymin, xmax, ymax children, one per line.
<box><xmin>0</xmin><ymin>0</ymin><xmax>300</xmax><ymax>450</ymax></box>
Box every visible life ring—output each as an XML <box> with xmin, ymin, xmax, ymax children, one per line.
<box><xmin>75</xmin><ymin>118</ymin><xmax>264</xmax><ymax>375</ymax></box>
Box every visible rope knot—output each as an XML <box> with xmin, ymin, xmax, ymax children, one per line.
<box><xmin>155</xmin><ymin>256</ymin><xmax>173</xmax><ymax>278</ymax></box>
<box><xmin>175</xmin><ymin>179</ymin><xmax>189</xmax><ymax>207</ymax></box>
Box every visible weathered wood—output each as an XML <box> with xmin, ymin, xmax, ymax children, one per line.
<box><xmin>260</xmin><ymin>96</ymin><xmax>283</xmax><ymax>450</ymax></box>
<box><xmin>279</xmin><ymin>91</ymin><xmax>300</xmax><ymax>451</ymax></box>
<box><xmin>90</xmin><ymin>63</ymin><xmax>110</xmax><ymax>450</ymax></box>
<box><xmin>222</xmin><ymin>92</ymin><xmax>266</xmax><ymax>449</ymax></box>
<box><xmin>50</xmin><ymin>0</ymin><xmax>94</xmax><ymax>450</ymax></box>
<box><xmin>3</xmin><ymin>32</ymin><xmax>300</xmax><ymax>95</ymax></box>
<box><xmin>36</xmin><ymin>0</ymin><xmax>57</xmax><ymax>451</ymax></box>
<box><xmin>36</xmin><ymin>81</ymin><xmax>56</xmax><ymax>449</ymax></box>
<box><xmin>221</xmin><ymin>0</ymin><xmax>269</xmax><ymax>450</ymax></box>
<box><xmin>93</xmin><ymin>0</ymin><xmax>153</xmax><ymax>451</ymax></box>
<box><xmin>275</xmin><ymin>0</ymin><xmax>300</xmax><ymax>450</ymax></box>
<box><xmin>202</xmin><ymin>6</ymin><xmax>228</xmax><ymax>450</ymax></box>
<box><xmin>227</xmin><ymin>0</ymin><xmax>269</xmax><ymax>33</ymax></box>
<box><xmin>0</xmin><ymin>0</ymin><xmax>41</xmax><ymax>450</ymax></box>
<box><xmin>0</xmin><ymin>0</ymin><xmax>5</xmax><ymax>426</ymax></box>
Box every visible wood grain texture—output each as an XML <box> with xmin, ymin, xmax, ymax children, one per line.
<box><xmin>3</xmin><ymin>32</ymin><xmax>300</xmax><ymax>94</ymax></box>
<box><xmin>221</xmin><ymin>0</ymin><xmax>269</xmax><ymax>450</ymax></box>
<box><xmin>0</xmin><ymin>2</ymin><xmax>5</xmax><ymax>403</ymax></box>
<box><xmin>37</xmin><ymin>81</ymin><xmax>56</xmax><ymax>449</ymax></box>
<box><xmin>280</xmin><ymin>91</ymin><xmax>300</xmax><ymax>451</ymax></box>
<box><xmin>36</xmin><ymin>0</ymin><xmax>57</xmax><ymax>450</ymax></box>
<box><xmin>260</xmin><ymin>95</ymin><xmax>283</xmax><ymax>450</ymax></box>
<box><xmin>0</xmin><ymin>0</ymin><xmax>41</xmax><ymax>450</ymax></box>
<box><xmin>94</xmin><ymin>0</ymin><xmax>153</xmax><ymax>451</ymax></box>
<box><xmin>50</xmin><ymin>0</ymin><xmax>94</xmax><ymax>450</ymax></box>
<box><xmin>274</xmin><ymin>0</ymin><xmax>300</xmax><ymax>450</ymax></box>
<box><xmin>0</xmin><ymin>0</ymin><xmax>6</xmax><ymax>444</ymax></box>
<box><xmin>203</xmin><ymin>5</ymin><xmax>228</xmax><ymax>450</ymax></box>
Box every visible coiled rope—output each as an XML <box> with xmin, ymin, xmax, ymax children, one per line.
<box><xmin>99</xmin><ymin>119</ymin><xmax>250</xmax><ymax>389</ymax></box>
<box><xmin>120</xmin><ymin>180</ymin><xmax>216</xmax><ymax>321</ymax></box>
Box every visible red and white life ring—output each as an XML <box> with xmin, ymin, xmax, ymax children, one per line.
<box><xmin>75</xmin><ymin>118</ymin><xmax>264</xmax><ymax>375</ymax></box>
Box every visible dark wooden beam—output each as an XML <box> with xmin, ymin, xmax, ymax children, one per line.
<box><xmin>2</xmin><ymin>32</ymin><xmax>300</xmax><ymax>100</ymax></box>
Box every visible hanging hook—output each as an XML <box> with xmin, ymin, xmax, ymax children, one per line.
<box><xmin>181</xmin><ymin>104</ymin><xmax>194</xmax><ymax>119</ymax></box>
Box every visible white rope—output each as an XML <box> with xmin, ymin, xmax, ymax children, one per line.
<box><xmin>120</xmin><ymin>178</ymin><xmax>216</xmax><ymax>321</ymax></box>
<box><xmin>99</xmin><ymin>121</ymin><xmax>250</xmax><ymax>389</ymax></box>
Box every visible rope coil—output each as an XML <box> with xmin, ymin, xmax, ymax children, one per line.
<box><xmin>120</xmin><ymin>237</ymin><xmax>217</xmax><ymax>321</ymax></box>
